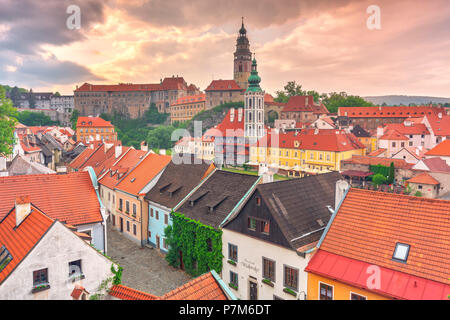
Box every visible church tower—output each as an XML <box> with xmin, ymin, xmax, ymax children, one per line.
<box><xmin>244</xmin><ymin>56</ymin><xmax>265</xmax><ymax>142</ymax></box>
<box><xmin>233</xmin><ymin>17</ymin><xmax>252</xmax><ymax>90</ymax></box>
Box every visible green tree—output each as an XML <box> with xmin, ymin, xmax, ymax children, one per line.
<box><xmin>146</xmin><ymin>125</ymin><xmax>177</xmax><ymax>149</ymax></box>
<box><xmin>372</xmin><ymin>173</ymin><xmax>387</xmax><ymax>186</ymax></box>
<box><xmin>0</xmin><ymin>86</ymin><xmax>18</xmax><ymax>156</ymax></box>
<box><xmin>387</xmin><ymin>162</ymin><xmax>395</xmax><ymax>184</ymax></box>
<box><xmin>274</xmin><ymin>81</ymin><xmax>321</xmax><ymax>103</ymax></box>
<box><xmin>414</xmin><ymin>191</ymin><xmax>422</xmax><ymax>197</ymax></box>
<box><xmin>17</xmin><ymin>111</ymin><xmax>58</xmax><ymax>126</ymax></box>
<box><xmin>321</xmin><ymin>92</ymin><xmax>374</xmax><ymax>113</ymax></box>
<box><xmin>54</xmin><ymin>92</ymin><xmax>61</xmax><ymax>97</ymax></box>
<box><xmin>70</xmin><ymin>109</ymin><xmax>80</xmax><ymax>130</ymax></box>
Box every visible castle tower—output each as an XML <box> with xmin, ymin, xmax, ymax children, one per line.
<box><xmin>233</xmin><ymin>17</ymin><xmax>252</xmax><ymax>90</ymax></box>
<box><xmin>244</xmin><ymin>56</ymin><xmax>265</xmax><ymax>142</ymax></box>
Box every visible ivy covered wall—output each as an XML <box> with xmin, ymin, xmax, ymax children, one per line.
<box><xmin>164</xmin><ymin>212</ymin><xmax>223</xmax><ymax>277</ymax></box>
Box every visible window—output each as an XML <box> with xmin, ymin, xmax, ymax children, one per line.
<box><xmin>155</xmin><ymin>211</ymin><xmax>159</xmax><ymax>220</ymax></box>
<box><xmin>230</xmin><ymin>271</ymin><xmax>238</xmax><ymax>288</ymax></box>
<box><xmin>133</xmin><ymin>224</ymin><xmax>137</xmax><ymax>235</ymax></box>
<box><xmin>206</xmin><ymin>238</ymin><xmax>212</xmax><ymax>252</ymax></box>
<box><xmin>351</xmin><ymin>293</ymin><xmax>366</xmax><ymax>300</ymax></box>
<box><xmin>150</xmin><ymin>208</ymin><xmax>154</xmax><ymax>217</ymax></box>
<box><xmin>260</xmin><ymin>220</ymin><xmax>270</xmax><ymax>234</ymax></box>
<box><xmin>284</xmin><ymin>265</ymin><xmax>298</xmax><ymax>291</ymax></box>
<box><xmin>256</xmin><ymin>197</ymin><xmax>261</xmax><ymax>206</ymax></box>
<box><xmin>164</xmin><ymin>214</ymin><xmax>168</xmax><ymax>225</ymax></box>
<box><xmin>112</xmin><ymin>214</ymin><xmax>115</xmax><ymax>226</ymax></box>
<box><xmin>393</xmin><ymin>243</ymin><xmax>410</xmax><ymax>262</ymax></box>
<box><xmin>126</xmin><ymin>201</ymin><xmax>130</xmax><ymax>213</ymax></box>
<box><xmin>319</xmin><ymin>283</ymin><xmax>333</xmax><ymax>300</ymax></box>
<box><xmin>119</xmin><ymin>199</ymin><xmax>123</xmax><ymax>211</ymax></box>
<box><xmin>132</xmin><ymin>204</ymin><xmax>137</xmax><ymax>217</ymax></box>
<box><xmin>248</xmin><ymin>217</ymin><xmax>256</xmax><ymax>231</ymax></box>
<box><xmin>263</xmin><ymin>258</ymin><xmax>275</xmax><ymax>282</ymax></box>
<box><xmin>69</xmin><ymin>260</ymin><xmax>82</xmax><ymax>277</ymax></box>
<box><xmin>228</xmin><ymin>243</ymin><xmax>238</xmax><ymax>262</ymax></box>
<box><xmin>0</xmin><ymin>246</ymin><xmax>12</xmax><ymax>272</ymax></box>
<box><xmin>33</xmin><ymin>268</ymin><xmax>48</xmax><ymax>287</ymax></box>
<box><xmin>163</xmin><ymin>238</ymin><xmax>168</xmax><ymax>250</ymax></box>
<box><xmin>126</xmin><ymin>221</ymin><xmax>130</xmax><ymax>232</ymax></box>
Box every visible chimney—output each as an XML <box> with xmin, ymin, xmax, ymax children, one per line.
<box><xmin>438</xmin><ymin>112</ymin><xmax>442</xmax><ymax>119</ymax></box>
<box><xmin>115</xmin><ymin>144</ymin><xmax>122</xmax><ymax>158</ymax></box>
<box><xmin>140</xmin><ymin>141</ymin><xmax>148</xmax><ymax>152</ymax></box>
<box><xmin>159</xmin><ymin>149</ymin><xmax>166</xmax><ymax>155</ymax></box>
<box><xmin>335</xmin><ymin>180</ymin><xmax>350</xmax><ymax>211</ymax></box>
<box><xmin>377</xmin><ymin>126</ymin><xmax>384</xmax><ymax>137</ymax></box>
<box><xmin>15</xmin><ymin>196</ymin><xmax>31</xmax><ymax>226</ymax></box>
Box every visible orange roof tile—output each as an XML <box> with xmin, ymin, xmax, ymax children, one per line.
<box><xmin>0</xmin><ymin>172</ymin><xmax>102</xmax><ymax>226</ymax></box>
<box><xmin>77</xmin><ymin>117</ymin><xmax>114</xmax><ymax>128</ymax></box>
<box><xmin>338</xmin><ymin>106</ymin><xmax>442</xmax><ymax>118</ymax></box>
<box><xmin>160</xmin><ymin>272</ymin><xmax>228</xmax><ymax>300</ymax></box>
<box><xmin>379</xmin><ymin>129</ymin><xmax>409</xmax><ymax>141</ymax></box>
<box><xmin>171</xmin><ymin>93</ymin><xmax>205</xmax><ymax>106</ymax></box>
<box><xmin>205</xmin><ymin>80</ymin><xmax>243</xmax><ymax>92</ymax></box>
<box><xmin>318</xmin><ymin>188</ymin><xmax>450</xmax><ymax>285</ymax></box>
<box><xmin>69</xmin><ymin>147</ymin><xmax>96</xmax><ymax>170</ymax></box>
<box><xmin>342</xmin><ymin>155</ymin><xmax>414</xmax><ymax>169</ymax></box>
<box><xmin>115</xmin><ymin>153</ymin><xmax>171</xmax><ymax>195</ymax></box>
<box><xmin>425</xmin><ymin>139</ymin><xmax>450</xmax><ymax>157</ymax></box>
<box><xmin>407</xmin><ymin>172</ymin><xmax>440</xmax><ymax>185</ymax></box>
<box><xmin>0</xmin><ymin>204</ymin><xmax>54</xmax><ymax>284</ymax></box>
<box><xmin>367</xmin><ymin>148</ymin><xmax>387</xmax><ymax>157</ymax></box>
<box><xmin>384</xmin><ymin>122</ymin><xmax>429</xmax><ymax>136</ymax></box>
<box><xmin>425</xmin><ymin>113</ymin><xmax>450</xmax><ymax>136</ymax></box>
<box><xmin>109</xmin><ymin>285</ymin><xmax>158</xmax><ymax>300</ymax></box>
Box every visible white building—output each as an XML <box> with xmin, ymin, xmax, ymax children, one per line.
<box><xmin>244</xmin><ymin>58</ymin><xmax>265</xmax><ymax>144</ymax></box>
<box><xmin>0</xmin><ymin>197</ymin><xmax>115</xmax><ymax>300</ymax></box>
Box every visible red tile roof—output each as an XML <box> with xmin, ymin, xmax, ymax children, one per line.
<box><xmin>205</xmin><ymin>80</ymin><xmax>243</xmax><ymax>92</ymax></box>
<box><xmin>109</xmin><ymin>285</ymin><xmax>158</xmax><ymax>300</ymax></box>
<box><xmin>312</xmin><ymin>188</ymin><xmax>450</xmax><ymax>297</ymax></box>
<box><xmin>0</xmin><ymin>172</ymin><xmax>102</xmax><ymax>226</ymax></box>
<box><xmin>255</xmin><ymin>130</ymin><xmax>365</xmax><ymax>152</ymax></box>
<box><xmin>407</xmin><ymin>172</ymin><xmax>440</xmax><ymax>185</ymax></box>
<box><xmin>69</xmin><ymin>147</ymin><xmax>96</xmax><ymax>170</ymax></box>
<box><xmin>71</xmin><ymin>285</ymin><xmax>89</xmax><ymax>300</ymax></box>
<box><xmin>367</xmin><ymin>148</ymin><xmax>387</xmax><ymax>157</ymax></box>
<box><xmin>77</xmin><ymin>117</ymin><xmax>114</xmax><ymax>128</ymax></box>
<box><xmin>171</xmin><ymin>93</ymin><xmax>205</xmax><ymax>106</ymax></box>
<box><xmin>282</xmin><ymin>95</ymin><xmax>328</xmax><ymax>114</ymax></box>
<box><xmin>379</xmin><ymin>129</ymin><xmax>409</xmax><ymax>141</ymax></box>
<box><xmin>425</xmin><ymin>113</ymin><xmax>450</xmax><ymax>136</ymax></box>
<box><xmin>0</xmin><ymin>204</ymin><xmax>54</xmax><ymax>284</ymax></box>
<box><xmin>264</xmin><ymin>93</ymin><xmax>274</xmax><ymax>102</ymax></box>
<box><xmin>115</xmin><ymin>153</ymin><xmax>171</xmax><ymax>196</ymax></box>
<box><xmin>160</xmin><ymin>272</ymin><xmax>228</xmax><ymax>300</ymax></box>
<box><xmin>384</xmin><ymin>122</ymin><xmax>429</xmax><ymax>136</ymax></box>
<box><xmin>214</xmin><ymin>108</ymin><xmax>245</xmax><ymax>137</ymax></box>
<box><xmin>416</xmin><ymin>157</ymin><xmax>450</xmax><ymax>172</ymax></box>
<box><xmin>338</xmin><ymin>106</ymin><xmax>442</xmax><ymax>118</ymax></box>
<box><xmin>342</xmin><ymin>155</ymin><xmax>414</xmax><ymax>169</ymax></box>
<box><xmin>425</xmin><ymin>139</ymin><xmax>450</xmax><ymax>157</ymax></box>
<box><xmin>75</xmin><ymin>77</ymin><xmax>187</xmax><ymax>93</ymax></box>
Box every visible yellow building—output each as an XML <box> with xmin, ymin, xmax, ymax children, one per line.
<box><xmin>249</xmin><ymin>130</ymin><xmax>366</xmax><ymax>177</ymax></box>
<box><xmin>169</xmin><ymin>93</ymin><xmax>206</xmax><ymax>124</ymax></box>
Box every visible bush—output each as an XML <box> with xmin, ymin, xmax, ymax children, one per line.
<box><xmin>372</xmin><ymin>173</ymin><xmax>387</xmax><ymax>186</ymax></box>
<box><xmin>414</xmin><ymin>191</ymin><xmax>422</xmax><ymax>197</ymax></box>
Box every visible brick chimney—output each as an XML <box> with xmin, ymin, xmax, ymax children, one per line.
<box><xmin>15</xmin><ymin>196</ymin><xmax>31</xmax><ymax>226</ymax></box>
<box><xmin>140</xmin><ymin>141</ymin><xmax>148</xmax><ymax>152</ymax></box>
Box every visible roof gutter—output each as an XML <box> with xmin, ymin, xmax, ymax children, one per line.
<box><xmin>210</xmin><ymin>270</ymin><xmax>238</xmax><ymax>300</ymax></box>
<box><xmin>220</xmin><ymin>175</ymin><xmax>262</xmax><ymax>228</ymax></box>
<box><xmin>316</xmin><ymin>186</ymin><xmax>350</xmax><ymax>249</ymax></box>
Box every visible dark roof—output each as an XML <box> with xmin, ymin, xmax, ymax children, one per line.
<box><xmin>176</xmin><ymin>170</ymin><xmax>260</xmax><ymax>228</ymax></box>
<box><xmin>351</xmin><ymin>124</ymin><xmax>371</xmax><ymax>137</ymax></box>
<box><xmin>144</xmin><ymin>161</ymin><xmax>213</xmax><ymax>208</ymax></box>
<box><xmin>252</xmin><ymin>172</ymin><xmax>341</xmax><ymax>250</ymax></box>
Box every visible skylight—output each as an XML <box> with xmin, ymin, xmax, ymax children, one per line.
<box><xmin>0</xmin><ymin>245</ymin><xmax>12</xmax><ymax>272</ymax></box>
<box><xmin>392</xmin><ymin>243</ymin><xmax>410</xmax><ymax>262</ymax></box>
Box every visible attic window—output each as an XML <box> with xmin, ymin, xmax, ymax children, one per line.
<box><xmin>207</xmin><ymin>195</ymin><xmax>228</xmax><ymax>212</ymax></box>
<box><xmin>0</xmin><ymin>246</ymin><xmax>12</xmax><ymax>272</ymax></box>
<box><xmin>392</xmin><ymin>243</ymin><xmax>410</xmax><ymax>262</ymax></box>
<box><xmin>316</xmin><ymin>219</ymin><xmax>324</xmax><ymax>227</ymax></box>
<box><xmin>130</xmin><ymin>178</ymin><xmax>136</xmax><ymax>183</ymax></box>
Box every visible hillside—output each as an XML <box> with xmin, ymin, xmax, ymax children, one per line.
<box><xmin>364</xmin><ymin>95</ymin><xmax>450</xmax><ymax>106</ymax></box>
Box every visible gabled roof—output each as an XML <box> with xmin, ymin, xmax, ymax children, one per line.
<box><xmin>338</xmin><ymin>106</ymin><xmax>441</xmax><ymax>118</ymax></box>
<box><xmin>342</xmin><ymin>155</ymin><xmax>414</xmax><ymax>169</ymax></box>
<box><xmin>171</xmin><ymin>93</ymin><xmax>205</xmax><ymax>106</ymax></box>
<box><xmin>177</xmin><ymin>170</ymin><xmax>260</xmax><ymax>229</ymax></box>
<box><xmin>367</xmin><ymin>148</ymin><xmax>387</xmax><ymax>157</ymax></box>
<box><xmin>0</xmin><ymin>203</ymin><xmax>54</xmax><ymax>284</ymax></box>
<box><xmin>425</xmin><ymin>113</ymin><xmax>450</xmax><ymax>136</ymax></box>
<box><xmin>351</xmin><ymin>125</ymin><xmax>371</xmax><ymax>138</ymax></box>
<box><xmin>109</xmin><ymin>271</ymin><xmax>233</xmax><ymax>300</ymax></box>
<box><xmin>384</xmin><ymin>122</ymin><xmax>429</xmax><ymax>136</ymax></box>
<box><xmin>115</xmin><ymin>153</ymin><xmax>171</xmax><ymax>196</ymax></box>
<box><xmin>224</xmin><ymin>172</ymin><xmax>342</xmax><ymax>251</ymax></box>
<box><xmin>205</xmin><ymin>80</ymin><xmax>243</xmax><ymax>92</ymax></box>
<box><xmin>108</xmin><ymin>285</ymin><xmax>158</xmax><ymax>300</ymax></box>
<box><xmin>425</xmin><ymin>139</ymin><xmax>450</xmax><ymax>157</ymax></box>
<box><xmin>379</xmin><ymin>129</ymin><xmax>408</xmax><ymax>141</ymax></box>
<box><xmin>407</xmin><ymin>172</ymin><xmax>440</xmax><ymax>185</ymax></box>
<box><xmin>307</xmin><ymin>188</ymin><xmax>450</xmax><ymax>299</ymax></box>
<box><xmin>77</xmin><ymin>117</ymin><xmax>114</xmax><ymax>128</ymax></box>
<box><xmin>68</xmin><ymin>147</ymin><xmax>96</xmax><ymax>170</ymax></box>
<box><xmin>144</xmin><ymin>160</ymin><xmax>214</xmax><ymax>209</ymax></box>
<box><xmin>413</xmin><ymin>157</ymin><xmax>450</xmax><ymax>172</ymax></box>
<box><xmin>214</xmin><ymin>108</ymin><xmax>245</xmax><ymax>137</ymax></box>
<box><xmin>75</xmin><ymin>78</ymin><xmax>188</xmax><ymax>93</ymax></box>
<box><xmin>0</xmin><ymin>172</ymin><xmax>102</xmax><ymax>226</ymax></box>
<box><xmin>281</xmin><ymin>95</ymin><xmax>328</xmax><ymax>114</ymax></box>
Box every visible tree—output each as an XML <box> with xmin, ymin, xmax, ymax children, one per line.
<box><xmin>146</xmin><ymin>125</ymin><xmax>177</xmax><ymax>149</ymax></box>
<box><xmin>414</xmin><ymin>191</ymin><xmax>422</xmax><ymax>197</ymax></box>
<box><xmin>0</xmin><ymin>86</ymin><xmax>18</xmax><ymax>156</ymax></box>
<box><xmin>54</xmin><ymin>92</ymin><xmax>61</xmax><ymax>97</ymax></box>
<box><xmin>70</xmin><ymin>109</ymin><xmax>80</xmax><ymax>130</ymax></box>
<box><xmin>17</xmin><ymin>111</ymin><xmax>58</xmax><ymax>126</ymax></box>
<box><xmin>372</xmin><ymin>173</ymin><xmax>387</xmax><ymax>186</ymax></box>
<box><xmin>387</xmin><ymin>162</ymin><xmax>395</xmax><ymax>184</ymax></box>
<box><xmin>321</xmin><ymin>92</ymin><xmax>374</xmax><ymax>113</ymax></box>
<box><xmin>274</xmin><ymin>81</ymin><xmax>306</xmax><ymax>103</ymax></box>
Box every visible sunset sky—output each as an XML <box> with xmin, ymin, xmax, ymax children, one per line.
<box><xmin>1</xmin><ymin>0</ymin><xmax>450</xmax><ymax>97</ymax></box>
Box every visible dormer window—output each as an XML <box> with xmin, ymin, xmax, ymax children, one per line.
<box><xmin>392</xmin><ymin>243</ymin><xmax>410</xmax><ymax>262</ymax></box>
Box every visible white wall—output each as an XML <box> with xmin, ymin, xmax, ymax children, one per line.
<box><xmin>222</xmin><ymin>229</ymin><xmax>312</xmax><ymax>300</ymax></box>
<box><xmin>0</xmin><ymin>222</ymin><xmax>114</xmax><ymax>300</ymax></box>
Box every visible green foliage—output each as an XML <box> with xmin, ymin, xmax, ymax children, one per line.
<box><xmin>0</xmin><ymin>86</ymin><xmax>18</xmax><ymax>156</ymax></box>
<box><xmin>229</xmin><ymin>282</ymin><xmax>238</xmax><ymax>290</ymax></box>
<box><xmin>89</xmin><ymin>275</ymin><xmax>114</xmax><ymax>300</ymax></box>
<box><xmin>414</xmin><ymin>191</ymin><xmax>422</xmax><ymax>197</ymax></box>
<box><xmin>283</xmin><ymin>287</ymin><xmax>297</xmax><ymax>297</ymax></box>
<box><xmin>387</xmin><ymin>162</ymin><xmax>395</xmax><ymax>184</ymax></box>
<box><xmin>16</xmin><ymin>111</ymin><xmax>58</xmax><ymax>126</ymax></box>
<box><xmin>369</xmin><ymin>164</ymin><xmax>390</xmax><ymax>177</ymax></box>
<box><xmin>111</xmin><ymin>264</ymin><xmax>123</xmax><ymax>285</ymax></box>
<box><xmin>321</xmin><ymin>92</ymin><xmax>374</xmax><ymax>113</ymax></box>
<box><xmin>146</xmin><ymin>125</ymin><xmax>178</xmax><ymax>150</ymax></box>
<box><xmin>274</xmin><ymin>81</ymin><xmax>320</xmax><ymax>103</ymax></box>
<box><xmin>165</xmin><ymin>212</ymin><xmax>223</xmax><ymax>277</ymax></box>
<box><xmin>70</xmin><ymin>109</ymin><xmax>79</xmax><ymax>130</ymax></box>
<box><xmin>372</xmin><ymin>173</ymin><xmax>387</xmax><ymax>186</ymax></box>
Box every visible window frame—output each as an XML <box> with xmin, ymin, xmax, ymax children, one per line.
<box><xmin>228</xmin><ymin>243</ymin><xmax>238</xmax><ymax>262</ymax></box>
<box><xmin>392</xmin><ymin>242</ymin><xmax>410</xmax><ymax>263</ymax></box>
<box><xmin>33</xmin><ymin>268</ymin><xmax>49</xmax><ymax>287</ymax></box>
<box><xmin>350</xmin><ymin>292</ymin><xmax>367</xmax><ymax>300</ymax></box>
<box><xmin>262</xmin><ymin>257</ymin><xmax>276</xmax><ymax>282</ymax></box>
<box><xmin>319</xmin><ymin>282</ymin><xmax>334</xmax><ymax>300</ymax></box>
<box><xmin>283</xmin><ymin>264</ymin><xmax>299</xmax><ymax>291</ymax></box>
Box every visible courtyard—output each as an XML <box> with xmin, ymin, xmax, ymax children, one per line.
<box><xmin>106</xmin><ymin>223</ymin><xmax>191</xmax><ymax>296</ymax></box>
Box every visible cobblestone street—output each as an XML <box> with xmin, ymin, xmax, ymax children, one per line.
<box><xmin>106</xmin><ymin>223</ymin><xmax>191</xmax><ymax>296</ymax></box>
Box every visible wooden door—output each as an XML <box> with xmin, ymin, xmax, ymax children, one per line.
<box><xmin>120</xmin><ymin>217</ymin><xmax>123</xmax><ymax>232</ymax></box>
<box><xmin>249</xmin><ymin>281</ymin><xmax>258</xmax><ymax>300</ymax></box>
<box><xmin>156</xmin><ymin>235</ymin><xmax>160</xmax><ymax>249</ymax></box>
